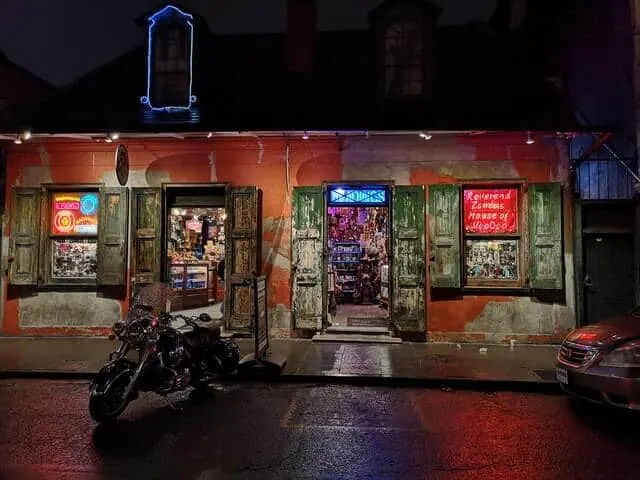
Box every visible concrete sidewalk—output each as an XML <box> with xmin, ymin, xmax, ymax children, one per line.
<box><xmin>0</xmin><ymin>336</ymin><xmax>562</xmax><ymax>392</ymax></box>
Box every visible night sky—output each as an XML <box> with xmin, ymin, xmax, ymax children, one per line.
<box><xmin>0</xmin><ymin>0</ymin><xmax>495</xmax><ymax>87</ymax></box>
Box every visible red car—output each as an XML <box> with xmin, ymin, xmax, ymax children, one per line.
<box><xmin>556</xmin><ymin>311</ymin><xmax>640</xmax><ymax>410</ymax></box>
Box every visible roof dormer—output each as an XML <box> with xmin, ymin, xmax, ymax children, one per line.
<box><xmin>369</xmin><ymin>0</ymin><xmax>441</xmax><ymax>101</ymax></box>
<box><xmin>140</xmin><ymin>4</ymin><xmax>196</xmax><ymax>112</ymax></box>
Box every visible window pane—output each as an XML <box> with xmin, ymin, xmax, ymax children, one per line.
<box><xmin>51</xmin><ymin>192</ymin><xmax>99</xmax><ymax>236</ymax></box>
<box><xmin>465</xmin><ymin>239</ymin><xmax>519</xmax><ymax>281</ymax></box>
<box><xmin>463</xmin><ymin>188</ymin><xmax>518</xmax><ymax>234</ymax></box>
<box><xmin>51</xmin><ymin>238</ymin><xmax>97</xmax><ymax>280</ymax></box>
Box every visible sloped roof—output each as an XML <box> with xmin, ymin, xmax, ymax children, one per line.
<box><xmin>6</xmin><ymin>9</ymin><xmax>582</xmax><ymax>134</ymax></box>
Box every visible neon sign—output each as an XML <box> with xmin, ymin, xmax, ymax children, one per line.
<box><xmin>328</xmin><ymin>186</ymin><xmax>388</xmax><ymax>205</ymax></box>
<box><xmin>51</xmin><ymin>193</ymin><xmax>99</xmax><ymax>236</ymax></box>
<box><xmin>140</xmin><ymin>5</ymin><xmax>196</xmax><ymax>112</ymax></box>
<box><xmin>463</xmin><ymin>188</ymin><xmax>518</xmax><ymax>234</ymax></box>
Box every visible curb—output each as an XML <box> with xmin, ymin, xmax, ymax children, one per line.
<box><xmin>0</xmin><ymin>369</ymin><xmax>563</xmax><ymax>394</ymax></box>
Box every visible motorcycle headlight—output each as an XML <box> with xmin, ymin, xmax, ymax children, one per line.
<box><xmin>600</xmin><ymin>341</ymin><xmax>640</xmax><ymax>367</ymax></box>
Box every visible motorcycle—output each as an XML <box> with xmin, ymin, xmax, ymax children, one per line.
<box><xmin>89</xmin><ymin>283</ymin><xmax>240</xmax><ymax>423</ymax></box>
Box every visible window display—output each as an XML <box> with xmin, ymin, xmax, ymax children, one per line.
<box><xmin>462</xmin><ymin>187</ymin><xmax>521</xmax><ymax>286</ymax></box>
<box><xmin>465</xmin><ymin>239</ymin><xmax>518</xmax><ymax>281</ymax></box>
<box><xmin>49</xmin><ymin>191</ymin><xmax>99</xmax><ymax>283</ymax></box>
<box><xmin>51</xmin><ymin>192</ymin><xmax>99</xmax><ymax>235</ymax></box>
<box><xmin>51</xmin><ymin>238</ymin><xmax>97</xmax><ymax>279</ymax></box>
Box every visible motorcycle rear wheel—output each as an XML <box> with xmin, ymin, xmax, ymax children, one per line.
<box><xmin>89</xmin><ymin>372</ymin><xmax>133</xmax><ymax>423</ymax></box>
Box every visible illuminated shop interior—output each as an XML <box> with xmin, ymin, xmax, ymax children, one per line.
<box><xmin>167</xmin><ymin>206</ymin><xmax>226</xmax><ymax>313</ymax></box>
<box><xmin>327</xmin><ymin>185</ymin><xmax>390</xmax><ymax>327</ymax></box>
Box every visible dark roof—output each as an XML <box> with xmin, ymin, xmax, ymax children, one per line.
<box><xmin>5</xmin><ymin>3</ymin><xmax>585</xmax><ymax>134</ymax></box>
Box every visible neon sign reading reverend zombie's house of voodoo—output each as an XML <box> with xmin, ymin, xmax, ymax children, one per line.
<box><xmin>463</xmin><ymin>188</ymin><xmax>518</xmax><ymax>234</ymax></box>
<box><xmin>140</xmin><ymin>5</ymin><xmax>197</xmax><ymax>116</ymax></box>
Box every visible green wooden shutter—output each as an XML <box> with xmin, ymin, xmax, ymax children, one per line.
<box><xmin>97</xmin><ymin>187</ymin><xmax>129</xmax><ymax>286</ymax></box>
<box><xmin>8</xmin><ymin>188</ymin><xmax>41</xmax><ymax>285</ymax></box>
<box><xmin>428</xmin><ymin>184</ymin><xmax>461</xmax><ymax>289</ymax></box>
<box><xmin>392</xmin><ymin>185</ymin><xmax>426</xmax><ymax>332</ymax></box>
<box><xmin>130</xmin><ymin>188</ymin><xmax>162</xmax><ymax>285</ymax></box>
<box><xmin>225</xmin><ymin>186</ymin><xmax>260</xmax><ymax>332</ymax></box>
<box><xmin>292</xmin><ymin>186</ymin><xmax>324</xmax><ymax>330</ymax></box>
<box><xmin>529</xmin><ymin>183</ymin><xmax>563</xmax><ymax>290</ymax></box>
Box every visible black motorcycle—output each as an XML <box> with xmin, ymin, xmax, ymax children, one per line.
<box><xmin>89</xmin><ymin>283</ymin><xmax>240</xmax><ymax>423</ymax></box>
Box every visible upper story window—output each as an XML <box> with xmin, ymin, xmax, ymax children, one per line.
<box><xmin>141</xmin><ymin>5</ymin><xmax>196</xmax><ymax>112</ymax></box>
<box><xmin>384</xmin><ymin>19</ymin><xmax>424</xmax><ymax>97</ymax></box>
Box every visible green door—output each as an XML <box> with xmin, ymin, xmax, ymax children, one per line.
<box><xmin>392</xmin><ymin>185</ymin><xmax>426</xmax><ymax>332</ymax></box>
<box><xmin>292</xmin><ymin>186</ymin><xmax>325</xmax><ymax>330</ymax></box>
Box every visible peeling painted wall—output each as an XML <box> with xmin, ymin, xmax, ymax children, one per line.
<box><xmin>2</xmin><ymin>133</ymin><xmax>574</xmax><ymax>342</ymax></box>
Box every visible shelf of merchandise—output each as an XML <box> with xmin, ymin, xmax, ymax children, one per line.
<box><xmin>331</xmin><ymin>241</ymin><xmax>361</xmax><ymax>299</ymax></box>
<box><xmin>170</xmin><ymin>262</ymin><xmax>209</xmax><ymax>310</ymax></box>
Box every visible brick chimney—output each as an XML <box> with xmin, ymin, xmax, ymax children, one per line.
<box><xmin>287</xmin><ymin>0</ymin><xmax>316</xmax><ymax>73</ymax></box>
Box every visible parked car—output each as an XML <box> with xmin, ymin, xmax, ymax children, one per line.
<box><xmin>556</xmin><ymin>308</ymin><xmax>640</xmax><ymax>410</ymax></box>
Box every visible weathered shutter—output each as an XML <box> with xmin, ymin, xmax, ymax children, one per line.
<box><xmin>97</xmin><ymin>187</ymin><xmax>129</xmax><ymax>286</ymax></box>
<box><xmin>225</xmin><ymin>186</ymin><xmax>260</xmax><ymax>332</ymax></box>
<box><xmin>8</xmin><ymin>188</ymin><xmax>41</xmax><ymax>285</ymax></box>
<box><xmin>529</xmin><ymin>183</ymin><xmax>563</xmax><ymax>290</ymax></box>
<box><xmin>291</xmin><ymin>186</ymin><xmax>324</xmax><ymax>330</ymax></box>
<box><xmin>392</xmin><ymin>185</ymin><xmax>426</xmax><ymax>332</ymax></box>
<box><xmin>130</xmin><ymin>188</ymin><xmax>162</xmax><ymax>285</ymax></box>
<box><xmin>428</xmin><ymin>184</ymin><xmax>461</xmax><ymax>288</ymax></box>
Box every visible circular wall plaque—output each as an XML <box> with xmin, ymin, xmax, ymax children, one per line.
<box><xmin>115</xmin><ymin>144</ymin><xmax>129</xmax><ymax>186</ymax></box>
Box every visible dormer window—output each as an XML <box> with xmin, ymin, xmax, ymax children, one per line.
<box><xmin>370</xmin><ymin>0</ymin><xmax>440</xmax><ymax>102</ymax></box>
<box><xmin>141</xmin><ymin>5</ymin><xmax>196</xmax><ymax>112</ymax></box>
<box><xmin>384</xmin><ymin>19</ymin><xmax>423</xmax><ymax>97</ymax></box>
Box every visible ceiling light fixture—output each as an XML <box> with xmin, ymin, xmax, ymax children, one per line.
<box><xmin>14</xmin><ymin>135</ymin><xmax>22</xmax><ymax>145</ymax></box>
<box><xmin>526</xmin><ymin>132</ymin><xmax>535</xmax><ymax>145</ymax></box>
<box><xmin>302</xmin><ymin>132</ymin><xmax>310</xmax><ymax>140</ymax></box>
<box><xmin>419</xmin><ymin>131</ymin><xmax>432</xmax><ymax>140</ymax></box>
<box><xmin>22</xmin><ymin>130</ymin><xmax>32</xmax><ymax>141</ymax></box>
<box><xmin>109</xmin><ymin>132</ymin><xmax>120</xmax><ymax>140</ymax></box>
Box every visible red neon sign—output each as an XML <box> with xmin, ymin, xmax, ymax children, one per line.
<box><xmin>463</xmin><ymin>188</ymin><xmax>518</xmax><ymax>234</ymax></box>
<box><xmin>51</xmin><ymin>193</ymin><xmax>99</xmax><ymax>235</ymax></box>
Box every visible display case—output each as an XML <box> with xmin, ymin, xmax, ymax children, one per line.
<box><xmin>331</xmin><ymin>241</ymin><xmax>361</xmax><ymax>302</ymax></box>
<box><xmin>207</xmin><ymin>263</ymin><xmax>225</xmax><ymax>304</ymax></box>
<box><xmin>170</xmin><ymin>262</ymin><xmax>209</xmax><ymax>310</ymax></box>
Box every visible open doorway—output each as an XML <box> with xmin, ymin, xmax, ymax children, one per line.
<box><xmin>164</xmin><ymin>186</ymin><xmax>227</xmax><ymax>320</ymax></box>
<box><xmin>326</xmin><ymin>185</ymin><xmax>390</xmax><ymax>328</ymax></box>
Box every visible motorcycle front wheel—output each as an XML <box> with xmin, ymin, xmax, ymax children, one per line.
<box><xmin>89</xmin><ymin>371</ymin><xmax>133</xmax><ymax>423</ymax></box>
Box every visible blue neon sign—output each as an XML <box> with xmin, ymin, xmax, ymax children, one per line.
<box><xmin>328</xmin><ymin>186</ymin><xmax>389</xmax><ymax>205</ymax></box>
<box><xmin>140</xmin><ymin>5</ymin><xmax>196</xmax><ymax>112</ymax></box>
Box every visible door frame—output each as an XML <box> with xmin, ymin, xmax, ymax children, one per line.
<box><xmin>573</xmin><ymin>198</ymin><xmax>638</xmax><ymax>327</ymax></box>
<box><xmin>322</xmin><ymin>180</ymin><xmax>394</xmax><ymax>330</ymax></box>
<box><xmin>160</xmin><ymin>182</ymin><xmax>230</xmax><ymax>284</ymax></box>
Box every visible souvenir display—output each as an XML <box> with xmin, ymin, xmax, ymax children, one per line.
<box><xmin>167</xmin><ymin>207</ymin><xmax>226</xmax><ymax>310</ymax></box>
<box><xmin>327</xmin><ymin>206</ymin><xmax>389</xmax><ymax>306</ymax></box>
<box><xmin>51</xmin><ymin>239</ymin><xmax>98</xmax><ymax>279</ymax></box>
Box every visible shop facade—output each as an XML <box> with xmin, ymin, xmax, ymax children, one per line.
<box><xmin>2</xmin><ymin>131</ymin><xmax>575</xmax><ymax>343</ymax></box>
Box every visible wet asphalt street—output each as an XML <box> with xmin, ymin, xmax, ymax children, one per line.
<box><xmin>0</xmin><ymin>380</ymin><xmax>638</xmax><ymax>480</ymax></box>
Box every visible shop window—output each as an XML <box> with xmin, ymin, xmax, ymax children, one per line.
<box><xmin>7</xmin><ymin>186</ymin><xmax>128</xmax><ymax>288</ymax></box>
<box><xmin>48</xmin><ymin>191</ymin><xmax>99</xmax><ymax>283</ymax></box>
<box><xmin>429</xmin><ymin>183</ymin><xmax>563</xmax><ymax>292</ymax></box>
<box><xmin>462</xmin><ymin>187</ymin><xmax>521</xmax><ymax>287</ymax></box>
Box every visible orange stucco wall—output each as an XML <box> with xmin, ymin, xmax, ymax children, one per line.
<box><xmin>1</xmin><ymin>132</ymin><xmax>574</xmax><ymax>343</ymax></box>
